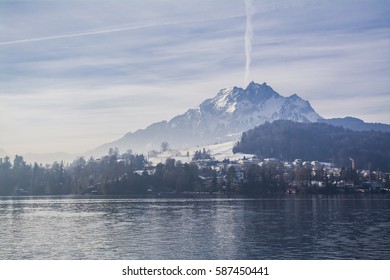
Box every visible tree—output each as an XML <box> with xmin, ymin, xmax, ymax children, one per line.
<box><xmin>161</xmin><ymin>141</ymin><xmax>169</xmax><ymax>152</ymax></box>
<box><xmin>0</xmin><ymin>156</ymin><xmax>12</xmax><ymax>195</ymax></box>
<box><xmin>12</xmin><ymin>155</ymin><xmax>31</xmax><ymax>194</ymax></box>
<box><xmin>192</xmin><ymin>149</ymin><xmax>212</xmax><ymax>161</ymax></box>
<box><xmin>211</xmin><ymin>170</ymin><xmax>218</xmax><ymax>193</ymax></box>
<box><xmin>108</xmin><ymin>147</ymin><xmax>119</xmax><ymax>157</ymax></box>
<box><xmin>243</xmin><ymin>164</ymin><xmax>261</xmax><ymax>194</ymax></box>
<box><xmin>226</xmin><ymin>166</ymin><xmax>236</xmax><ymax>191</ymax></box>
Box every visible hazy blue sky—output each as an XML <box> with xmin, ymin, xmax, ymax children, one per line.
<box><xmin>0</xmin><ymin>0</ymin><xmax>389</xmax><ymax>155</ymax></box>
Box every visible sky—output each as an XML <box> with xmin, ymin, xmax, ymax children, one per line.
<box><xmin>0</xmin><ymin>0</ymin><xmax>389</xmax><ymax>155</ymax></box>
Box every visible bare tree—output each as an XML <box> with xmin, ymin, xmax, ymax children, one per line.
<box><xmin>161</xmin><ymin>141</ymin><xmax>169</xmax><ymax>152</ymax></box>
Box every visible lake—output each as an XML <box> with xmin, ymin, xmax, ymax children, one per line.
<box><xmin>1</xmin><ymin>195</ymin><xmax>389</xmax><ymax>259</ymax></box>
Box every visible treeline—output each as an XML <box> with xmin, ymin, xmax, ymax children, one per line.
<box><xmin>233</xmin><ymin>120</ymin><xmax>390</xmax><ymax>171</ymax></box>
<box><xmin>0</xmin><ymin>150</ymin><xmax>207</xmax><ymax>196</ymax></box>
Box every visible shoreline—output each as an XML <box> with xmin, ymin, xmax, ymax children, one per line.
<box><xmin>1</xmin><ymin>192</ymin><xmax>389</xmax><ymax>200</ymax></box>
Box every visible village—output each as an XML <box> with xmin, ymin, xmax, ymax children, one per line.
<box><xmin>185</xmin><ymin>155</ymin><xmax>390</xmax><ymax>195</ymax></box>
<box><xmin>123</xmin><ymin>141</ymin><xmax>390</xmax><ymax>196</ymax></box>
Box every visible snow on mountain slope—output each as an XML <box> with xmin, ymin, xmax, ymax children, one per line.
<box><xmin>170</xmin><ymin>81</ymin><xmax>321</xmax><ymax>134</ymax></box>
<box><xmin>87</xmin><ymin>82</ymin><xmax>322</xmax><ymax>157</ymax></box>
<box><xmin>148</xmin><ymin>141</ymin><xmax>254</xmax><ymax>166</ymax></box>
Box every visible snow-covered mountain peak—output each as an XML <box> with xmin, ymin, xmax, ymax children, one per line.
<box><xmin>245</xmin><ymin>81</ymin><xmax>269</xmax><ymax>91</ymax></box>
<box><xmin>288</xmin><ymin>93</ymin><xmax>300</xmax><ymax>100</ymax></box>
<box><xmin>89</xmin><ymin>81</ymin><xmax>323</xmax><ymax>156</ymax></box>
<box><xmin>202</xmin><ymin>82</ymin><xmax>287</xmax><ymax>116</ymax></box>
<box><xmin>188</xmin><ymin>81</ymin><xmax>322</xmax><ymax>134</ymax></box>
<box><xmin>239</xmin><ymin>82</ymin><xmax>281</xmax><ymax>104</ymax></box>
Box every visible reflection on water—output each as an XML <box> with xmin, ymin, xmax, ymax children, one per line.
<box><xmin>1</xmin><ymin>195</ymin><xmax>389</xmax><ymax>259</ymax></box>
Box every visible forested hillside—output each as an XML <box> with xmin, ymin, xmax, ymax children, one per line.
<box><xmin>233</xmin><ymin>120</ymin><xmax>390</xmax><ymax>171</ymax></box>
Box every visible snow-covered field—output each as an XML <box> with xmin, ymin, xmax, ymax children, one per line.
<box><xmin>148</xmin><ymin>140</ymin><xmax>255</xmax><ymax>165</ymax></box>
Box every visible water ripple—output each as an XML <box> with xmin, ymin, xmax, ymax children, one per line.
<box><xmin>1</xmin><ymin>195</ymin><xmax>389</xmax><ymax>259</ymax></box>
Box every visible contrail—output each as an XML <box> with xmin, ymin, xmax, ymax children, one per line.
<box><xmin>0</xmin><ymin>22</ymin><xmax>173</xmax><ymax>46</ymax></box>
<box><xmin>244</xmin><ymin>0</ymin><xmax>255</xmax><ymax>85</ymax></box>
<box><xmin>0</xmin><ymin>14</ymin><xmax>242</xmax><ymax>46</ymax></box>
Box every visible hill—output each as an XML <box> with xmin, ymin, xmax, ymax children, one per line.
<box><xmin>233</xmin><ymin>120</ymin><xmax>390</xmax><ymax>171</ymax></box>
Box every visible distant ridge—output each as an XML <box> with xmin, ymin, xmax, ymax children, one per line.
<box><xmin>319</xmin><ymin>117</ymin><xmax>390</xmax><ymax>132</ymax></box>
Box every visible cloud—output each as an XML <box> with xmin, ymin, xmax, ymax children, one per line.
<box><xmin>0</xmin><ymin>0</ymin><xmax>389</xmax><ymax>155</ymax></box>
<box><xmin>1</xmin><ymin>9</ymin><xmax>246</xmax><ymax>90</ymax></box>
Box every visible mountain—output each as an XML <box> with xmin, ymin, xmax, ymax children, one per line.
<box><xmin>319</xmin><ymin>117</ymin><xmax>390</xmax><ymax>132</ymax></box>
<box><xmin>88</xmin><ymin>82</ymin><xmax>322</xmax><ymax>157</ymax></box>
<box><xmin>233</xmin><ymin>120</ymin><xmax>390</xmax><ymax>171</ymax></box>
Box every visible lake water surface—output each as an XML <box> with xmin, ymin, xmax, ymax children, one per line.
<box><xmin>1</xmin><ymin>195</ymin><xmax>389</xmax><ymax>259</ymax></box>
